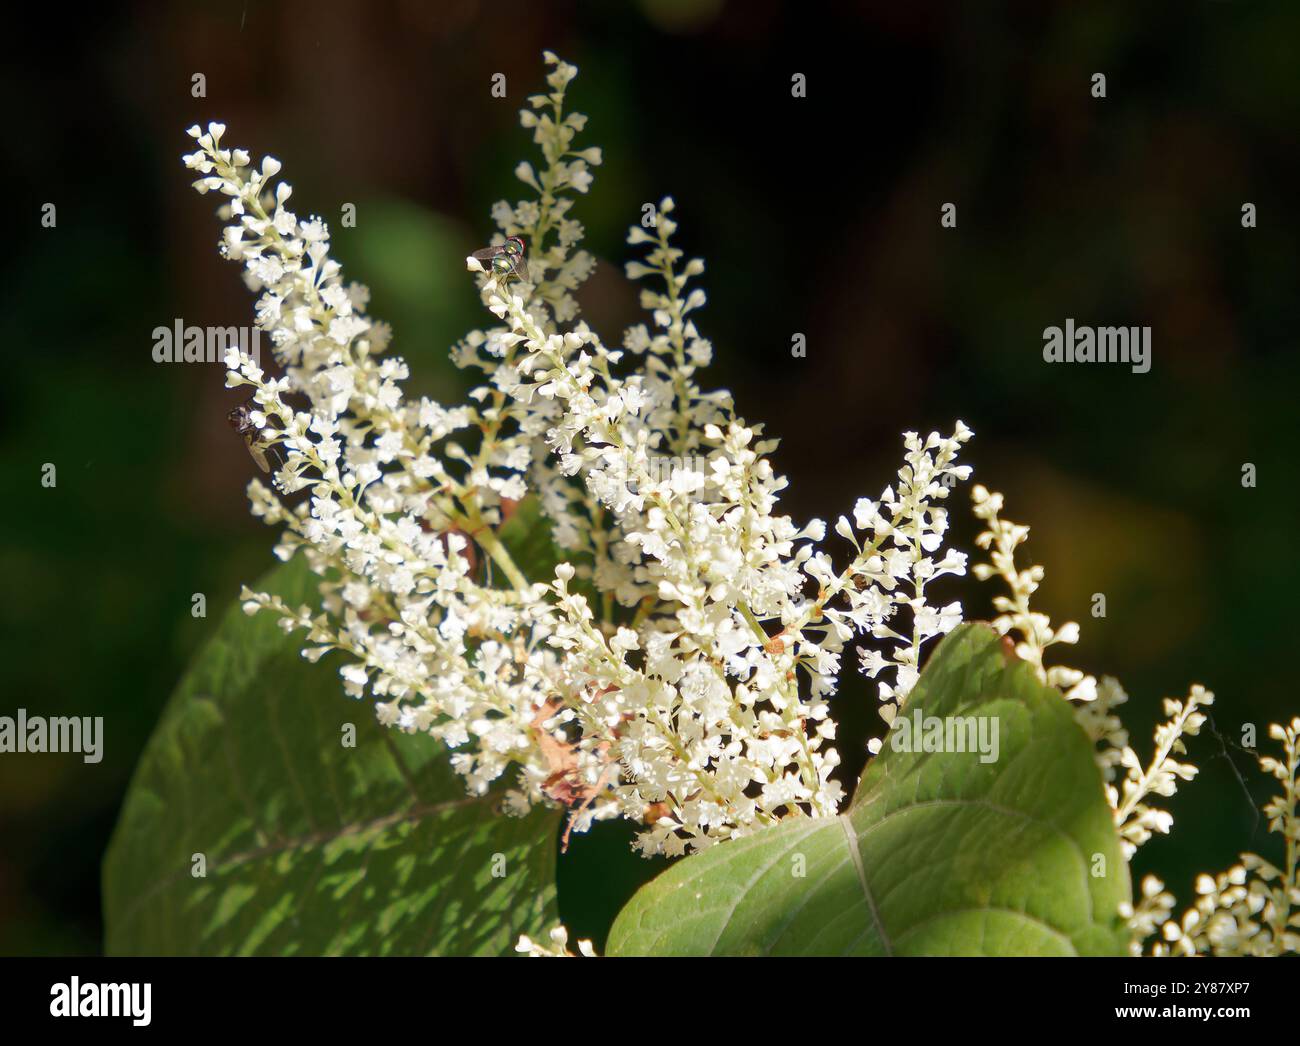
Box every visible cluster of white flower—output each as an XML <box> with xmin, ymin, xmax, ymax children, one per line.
<box><xmin>182</xmin><ymin>54</ymin><xmax>976</xmax><ymax>858</ymax></box>
<box><xmin>842</xmin><ymin>427</ymin><xmax>972</xmax><ymax>749</ymax></box>
<box><xmin>1137</xmin><ymin>718</ymin><xmax>1300</xmax><ymax>956</ymax></box>
<box><xmin>515</xmin><ymin>924</ymin><xmax>596</xmax><ymax>958</ymax></box>
<box><xmin>183</xmin><ymin>47</ymin><xmax>1299</xmax><ymax>963</ymax></box>
<box><xmin>969</xmin><ymin>485</ymin><xmax>1218</xmax><ymax>859</ymax></box>
<box><xmin>971</xmin><ymin>484</ymin><xmax>1095</xmax><ymax>701</ymax></box>
<box><xmin>1109</xmin><ymin>686</ymin><xmax>1214</xmax><ymax>858</ymax></box>
<box><xmin>965</xmin><ymin>486</ymin><xmax>1297</xmax><ymax>956</ymax></box>
<box><xmin>480</xmin><ymin>208</ymin><xmax>972</xmax><ymax>854</ymax></box>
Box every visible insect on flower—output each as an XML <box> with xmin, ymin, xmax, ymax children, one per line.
<box><xmin>529</xmin><ymin>695</ymin><xmax>620</xmax><ymax>852</ymax></box>
<box><xmin>227</xmin><ymin>397</ymin><xmax>282</xmax><ymax>474</ymax></box>
<box><xmin>471</xmin><ymin>235</ymin><xmax>527</xmax><ymax>283</ymax></box>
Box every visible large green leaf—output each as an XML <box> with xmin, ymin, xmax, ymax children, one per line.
<box><xmin>103</xmin><ymin>557</ymin><xmax>561</xmax><ymax>955</ymax></box>
<box><xmin>606</xmin><ymin>623</ymin><xmax>1130</xmax><ymax>956</ymax></box>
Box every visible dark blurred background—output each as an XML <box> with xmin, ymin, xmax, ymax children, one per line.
<box><xmin>3</xmin><ymin>0</ymin><xmax>1298</xmax><ymax>954</ymax></box>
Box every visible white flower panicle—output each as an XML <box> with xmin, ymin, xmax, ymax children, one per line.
<box><xmin>969</xmin><ymin>486</ymin><xmax>1297</xmax><ymax>957</ymax></box>
<box><xmin>970</xmin><ymin>485</ymin><xmax>1213</xmax><ymax>859</ymax></box>
<box><xmin>1110</xmin><ymin>686</ymin><xmax>1213</xmax><ymax>858</ymax></box>
<box><xmin>1143</xmin><ymin>718</ymin><xmax>1300</xmax><ymax>956</ymax></box>
<box><xmin>971</xmin><ymin>484</ymin><xmax>1095</xmax><ymax>701</ymax></box>
<box><xmin>1120</xmin><ymin>875</ymin><xmax>1177</xmax><ymax>956</ymax></box>
<box><xmin>183</xmin><ymin>53</ymin><xmax>972</xmax><ymax>859</ymax></box>
<box><xmin>841</xmin><ymin>425</ymin><xmax>972</xmax><ymax>750</ymax></box>
<box><xmin>185</xmin><ymin>52</ymin><xmax>1291</xmax><ymax>964</ymax></box>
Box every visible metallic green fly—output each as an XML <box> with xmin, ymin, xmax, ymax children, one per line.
<box><xmin>471</xmin><ymin>235</ymin><xmax>527</xmax><ymax>282</ymax></box>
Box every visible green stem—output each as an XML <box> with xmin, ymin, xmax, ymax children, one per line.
<box><xmin>468</xmin><ymin>517</ymin><xmax>530</xmax><ymax>593</ymax></box>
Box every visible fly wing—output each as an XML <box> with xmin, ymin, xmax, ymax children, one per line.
<box><xmin>471</xmin><ymin>246</ymin><xmax>502</xmax><ymax>263</ymax></box>
<box><xmin>243</xmin><ymin>436</ymin><xmax>272</xmax><ymax>473</ymax></box>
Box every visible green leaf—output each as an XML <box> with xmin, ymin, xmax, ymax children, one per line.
<box><xmin>103</xmin><ymin>556</ymin><xmax>561</xmax><ymax>955</ymax></box>
<box><xmin>498</xmin><ymin>495</ymin><xmax>567</xmax><ymax>584</ymax></box>
<box><xmin>606</xmin><ymin>623</ymin><xmax>1130</xmax><ymax>956</ymax></box>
